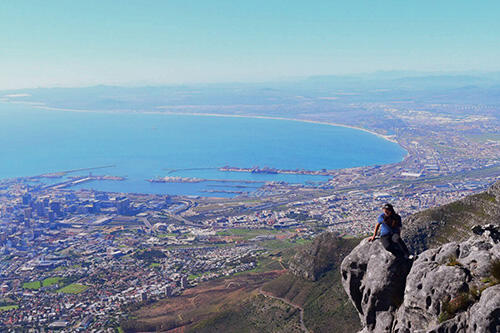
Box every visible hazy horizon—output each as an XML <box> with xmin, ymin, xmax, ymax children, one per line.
<box><xmin>2</xmin><ymin>69</ymin><xmax>500</xmax><ymax>92</ymax></box>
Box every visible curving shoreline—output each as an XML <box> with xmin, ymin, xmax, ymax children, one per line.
<box><xmin>1</xmin><ymin>99</ymin><xmax>408</xmax><ymax>162</ymax></box>
<box><xmin>1</xmin><ymin>100</ymin><xmax>400</xmax><ymax>145</ymax></box>
<box><xmin>153</xmin><ymin>111</ymin><xmax>400</xmax><ymax>144</ymax></box>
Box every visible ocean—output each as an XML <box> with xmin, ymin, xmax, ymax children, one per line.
<box><xmin>0</xmin><ymin>102</ymin><xmax>406</xmax><ymax>197</ymax></box>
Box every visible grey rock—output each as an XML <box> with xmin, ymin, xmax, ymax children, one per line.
<box><xmin>340</xmin><ymin>238</ymin><xmax>412</xmax><ymax>332</ymax></box>
<box><xmin>342</xmin><ymin>224</ymin><xmax>500</xmax><ymax>333</ymax></box>
<box><xmin>467</xmin><ymin>285</ymin><xmax>500</xmax><ymax>333</ymax></box>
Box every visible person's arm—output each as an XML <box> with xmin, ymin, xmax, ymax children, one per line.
<box><xmin>368</xmin><ymin>223</ymin><xmax>380</xmax><ymax>241</ymax></box>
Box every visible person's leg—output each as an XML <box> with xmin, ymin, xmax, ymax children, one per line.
<box><xmin>391</xmin><ymin>233</ymin><xmax>410</xmax><ymax>258</ymax></box>
<box><xmin>380</xmin><ymin>234</ymin><xmax>396</xmax><ymax>255</ymax></box>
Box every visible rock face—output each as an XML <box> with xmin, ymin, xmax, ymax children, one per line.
<box><xmin>341</xmin><ymin>225</ymin><xmax>500</xmax><ymax>333</ymax></box>
<box><xmin>340</xmin><ymin>238</ymin><xmax>412</xmax><ymax>332</ymax></box>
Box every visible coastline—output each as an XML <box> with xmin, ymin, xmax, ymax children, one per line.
<box><xmin>0</xmin><ymin>99</ymin><xmax>410</xmax><ymax>197</ymax></box>
<box><xmin>150</xmin><ymin>111</ymin><xmax>400</xmax><ymax>144</ymax></box>
<box><xmin>0</xmin><ymin>99</ymin><xmax>399</xmax><ymax>145</ymax></box>
<box><xmin>0</xmin><ymin>99</ymin><xmax>408</xmax><ymax>160</ymax></box>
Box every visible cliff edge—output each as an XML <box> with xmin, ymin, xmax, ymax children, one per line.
<box><xmin>341</xmin><ymin>224</ymin><xmax>500</xmax><ymax>333</ymax></box>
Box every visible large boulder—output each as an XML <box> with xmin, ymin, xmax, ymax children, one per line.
<box><xmin>341</xmin><ymin>225</ymin><xmax>500</xmax><ymax>333</ymax></box>
<box><xmin>340</xmin><ymin>238</ymin><xmax>412</xmax><ymax>332</ymax></box>
<box><xmin>394</xmin><ymin>224</ymin><xmax>500</xmax><ymax>333</ymax></box>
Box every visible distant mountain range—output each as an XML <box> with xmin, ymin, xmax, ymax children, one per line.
<box><xmin>2</xmin><ymin>71</ymin><xmax>500</xmax><ymax>112</ymax></box>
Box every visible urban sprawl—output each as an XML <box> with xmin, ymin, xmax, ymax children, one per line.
<box><xmin>2</xmin><ymin>101</ymin><xmax>500</xmax><ymax>331</ymax></box>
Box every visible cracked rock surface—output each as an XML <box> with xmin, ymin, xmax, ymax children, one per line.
<box><xmin>341</xmin><ymin>225</ymin><xmax>500</xmax><ymax>333</ymax></box>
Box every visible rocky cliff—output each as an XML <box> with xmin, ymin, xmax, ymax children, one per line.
<box><xmin>341</xmin><ymin>224</ymin><xmax>500</xmax><ymax>333</ymax></box>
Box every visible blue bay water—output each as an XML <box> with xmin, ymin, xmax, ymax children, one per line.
<box><xmin>0</xmin><ymin>103</ymin><xmax>406</xmax><ymax>196</ymax></box>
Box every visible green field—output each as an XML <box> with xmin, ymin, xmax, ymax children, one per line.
<box><xmin>0</xmin><ymin>305</ymin><xmax>18</xmax><ymax>312</ymax></box>
<box><xmin>22</xmin><ymin>281</ymin><xmax>41</xmax><ymax>290</ymax></box>
<box><xmin>42</xmin><ymin>277</ymin><xmax>62</xmax><ymax>287</ymax></box>
<box><xmin>260</xmin><ymin>238</ymin><xmax>312</xmax><ymax>251</ymax></box>
<box><xmin>23</xmin><ymin>277</ymin><xmax>63</xmax><ymax>290</ymax></box>
<box><xmin>216</xmin><ymin>228</ymin><xmax>281</xmax><ymax>239</ymax></box>
<box><xmin>58</xmin><ymin>283</ymin><xmax>88</xmax><ymax>294</ymax></box>
<box><xmin>188</xmin><ymin>273</ymin><xmax>204</xmax><ymax>280</ymax></box>
<box><xmin>149</xmin><ymin>263</ymin><xmax>161</xmax><ymax>268</ymax></box>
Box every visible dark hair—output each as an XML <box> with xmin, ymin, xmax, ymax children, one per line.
<box><xmin>382</xmin><ymin>203</ymin><xmax>395</xmax><ymax>215</ymax></box>
<box><xmin>384</xmin><ymin>213</ymin><xmax>402</xmax><ymax>229</ymax></box>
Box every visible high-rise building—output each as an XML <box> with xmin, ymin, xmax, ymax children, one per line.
<box><xmin>24</xmin><ymin>207</ymin><xmax>32</xmax><ymax>219</ymax></box>
<box><xmin>22</xmin><ymin>193</ymin><xmax>31</xmax><ymax>205</ymax></box>
<box><xmin>49</xmin><ymin>201</ymin><xmax>61</xmax><ymax>216</ymax></box>
<box><xmin>116</xmin><ymin>197</ymin><xmax>131</xmax><ymax>215</ymax></box>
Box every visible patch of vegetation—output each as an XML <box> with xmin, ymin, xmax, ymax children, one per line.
<box><xmin>188</xmin><ymin>273</ymin><xmax>203</xmax><ymax>280</ymax></box>
<box><xmin>52</xmin><ymin>266</ymin><xmax>67</xmax><ymax>272</ymax></box>
<box><xmin>439</xmin><ymin>293</ymin><xmax>475</xmax><ymax>323</ymax></box>
<box><xmin>42</xmin><ymin>277</ymin><xmax>62</xmax><ymax>287</ymax></box>
<box><xmin>58</xmin><ymin>283</ymin><xmax>88</xmax><ymax>294</ymax></box>
<box><xmin>149</xmin><ymin>263</ymin><xmax>161</xmax><ymax>268</ymax></box>
<box><xmin>469</xmin><ymin>285</ymin><xmax>481</xmax><ymax>299</ymax></box>
<box><xmin>262</xmin><ymin>269</ymin><xmax>360</xmax><ymax>333</ymax></box>
<box><xmin>410</xmin><ymin>188</ymin><xmax>499</xmax><ymax>251</ymax></box>
<box><xmin>446</xmin><ymin>256</ymin><xmax>462</xmax><ymax>267</ymax></box>
<box><xmin>491</xmin><ymin>259</ymin><xmax>500</xmax><ymax>281</ymax></box>
<box><xmin>189</xmin><ymin>294</ymin><xmax>303</xmax><ymax>333</ymax></box>
<box><xmin>475</xmin><ymin>192</ymin><xmax>497</xmax><ymax>203</ymax></box>
<box><xmin>234</xmin><ymin>255</ymin><xmax>283</xmax><ymax>276</ymax></box>
<box><xmin>121</xmin><ymin>271</ymin><xmax>282</xmax><ymax>332</ymax></box>
<box><xmin>481</xmin><ymin>277</ymin><xmax>492</xmax><ymax>284</ymax></box>
<box><xmin>260</xmin><ymin>235</ymin><xmax>362</xmax><ymax>333</ymax></box>
<box><xmin>260</xmin><ymin>238</ymin><xmax>312</xmax><ymax>251</ymax></box>
<box><xmin>133</xmin><ymin>249</ymin><xmax>166</xmax><ymax>261</ymax></box>
<box><xmin>0</xmin><ymin>305</ymin><xmax>18</xmax><ymax>312</ymax></box>
<box><xmin>216</xmin><ymin>228</ymin><xmax>281</xmax><ymax>241</ymax></box>
<box><xmin>23</xmin><ymin>281</ymin><xmax>41</xmax><ymax>290</ymax></box>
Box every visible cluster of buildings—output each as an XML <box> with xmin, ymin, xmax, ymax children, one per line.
<box><xmin>0</xmin><ymin>183</ymin><xmax>270</xmax><ymax>331</ymax></box>
<box><xmin>1</xmin><ymin>99</ymin><xmax>500</xmax><ymax>331</ymax></box>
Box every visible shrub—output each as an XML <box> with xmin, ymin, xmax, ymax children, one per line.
<box><xmin>439</xmin><ymin>293</ymin><xmax>473</xmax><ymax>323</ymax></box>
<box><xmin>490</xmin><ymin>260</ymin><xmax>500</xmax><ymax>281</ymax></box>
<box><xmin>446</xmin><ymin>256</ymin><xmax>461</xmax><ymax>267</ymax></box>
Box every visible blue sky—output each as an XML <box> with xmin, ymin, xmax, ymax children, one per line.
<box><xmin>1</xmin><ymin>1</ymin><xmax>500</xmax><ymax>89</ymax></box>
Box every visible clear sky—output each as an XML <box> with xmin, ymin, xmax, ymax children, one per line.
<box><xmin>1</xmin><ymin>1</ymin><xmax>500</xmax><ymax>89</ymax></box>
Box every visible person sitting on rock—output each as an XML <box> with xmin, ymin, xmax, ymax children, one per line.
<box><xmin>368</xmin><ymin>203</ymin><xmax>411</xmax><ymax>259</ymax></box>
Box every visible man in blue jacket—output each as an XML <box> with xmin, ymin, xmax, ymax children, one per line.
<box><xmin>368</xmin><ymin>203</ymin><xmax>411</xmax><ymax>259</ymax></box>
